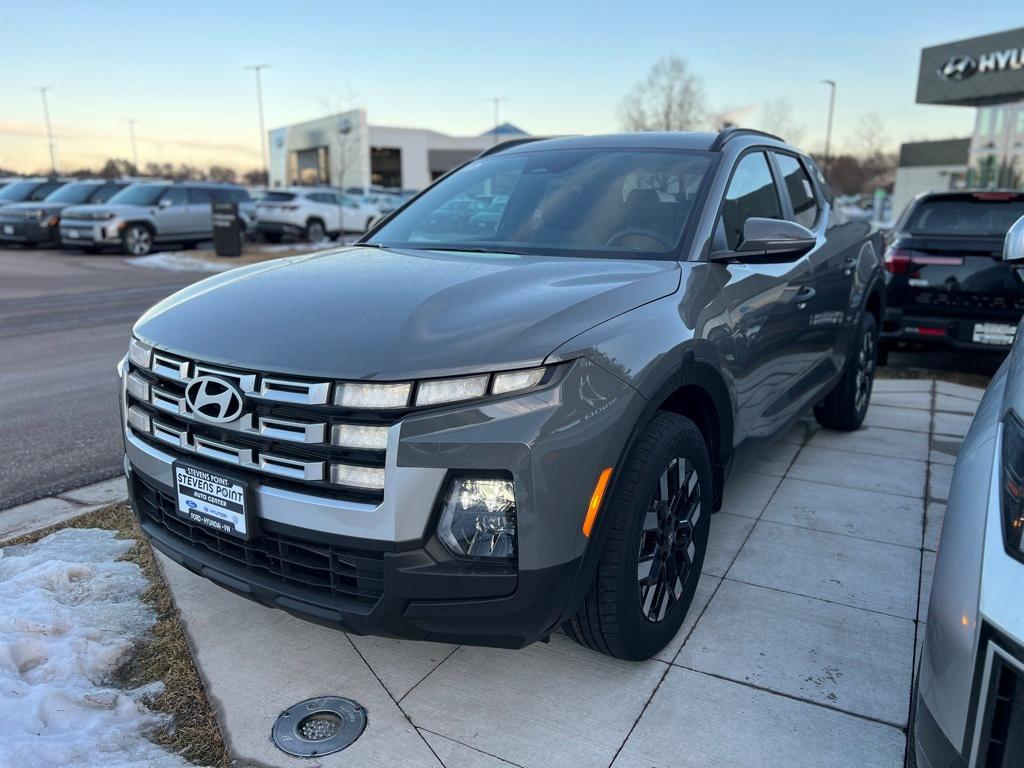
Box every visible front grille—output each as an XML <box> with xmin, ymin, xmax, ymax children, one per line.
<box><xmin>124</xmin><ymin>348</ymin><xmax>404</xmax><ymax>503</ymax></box>
<box><xmin>978</xmin><ymin>648</ymin><xmax>1024</xmax><ymax>767</ymax></box>
<box><xmin>134</xmin><ymin>476</ymin><xmax>385</xmax><ymax>608</ymax></box>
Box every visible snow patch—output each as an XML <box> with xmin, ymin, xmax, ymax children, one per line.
<box><xmin>0</xmin><ymin>528</ymin><xmax>193</xmax><ymax>768</ymax></box>
<box><xmin>124</xmin><ymin>252</ymin><xmax>234</xmax><ymax>273</ymax></box>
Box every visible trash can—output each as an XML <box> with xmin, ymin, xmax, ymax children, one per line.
<box><xmin>212</xmin><ymin>201</ymin><xmax>243</xmax><ymax>257</ymax></box>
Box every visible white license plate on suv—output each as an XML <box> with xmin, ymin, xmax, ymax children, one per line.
<box><xmin>66</xmin><ymin>229</ymin><xmax>79</xmax><ymax>238</ymax></box>
<box><xmin>173</xmin><ymin>461</ymin><xmax>253</xmax><ymax>539</ymax></box>
<box><xmin>2</xmin><ymin>225</ymin><xmax>12</xmax><ymax>235</ymax></box>
<box><xmin>972</xmin><ymin>322</ymin><xmax>1017</xmax><ymax>346</ymax></box>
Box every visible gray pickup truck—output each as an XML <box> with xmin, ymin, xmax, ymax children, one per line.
<box><xmin>118</xmin><ymin>129</ymin><xmax>884</xmax><ymax>659</ymax></box>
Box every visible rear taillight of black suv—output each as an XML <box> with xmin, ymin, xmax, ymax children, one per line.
<box><xmin>883</xmin><ymin>247</ymin><xmax>964</xmax><ymax>275</ymax></box>
<box><xmin>1002</xmin><ymin>412</ymin><xmax>1024</xmax><ymax>562</ymax></box>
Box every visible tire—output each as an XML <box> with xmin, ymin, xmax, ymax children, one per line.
<box><xmin>563</xmin><ymin>412</ymin><xmax>713</xmax><ymax>660</ymax></box>
<box><xmin>814</xmin><ymin>311</ymin><xmax>878</xmax><ymax>431</ymax></box>
<box><xmin>122</xmin><ymin>223</ymin><xmax>153</xmax><ymax>256</ymax></box>
<box><xmin>304</xmin><ymin>219</ymin><xmax>326</xmax><ymax>243</ymax></box>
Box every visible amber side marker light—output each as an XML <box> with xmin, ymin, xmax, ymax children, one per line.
<box><xmin>582</xmin><ymin>467</ymin><xmax>613</xmax><ymax>537</ymax></box>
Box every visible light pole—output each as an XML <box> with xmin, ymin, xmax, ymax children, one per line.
<box><xmin>35</xmin><ymin>86</ymin><xmax>57</xmax><ymax>175</ymax></box>
<box><xmin>126</xmin><ymin>119</ymin><xmax>139</xmax><ymax>171</ymax></box>
<box><xmin>487</xmin><ymin>97</ymin><xmax>505</xmax><ymax>145</ymax></box>
<box><xmin>245</xmin><ymin>64</ymin><xmax>270</xmax><ymax>181</ymax></box>
<box><xmin>821</xmin><ymin>79</ymin><xmax>836</xmax><ymax>172</ymax></box>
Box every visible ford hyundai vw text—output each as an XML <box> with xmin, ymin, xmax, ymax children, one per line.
<box><xmin>118</xmin><ymin>130</ymin><xmax>884</xmax><ymax>659</ymax></box>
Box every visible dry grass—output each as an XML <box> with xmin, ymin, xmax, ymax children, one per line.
<box><xmin>4</xmin><ymin>505</ymin><xmax>229</xmax><ymax>767</ymax></box>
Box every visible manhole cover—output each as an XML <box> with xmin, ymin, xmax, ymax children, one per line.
<box><xmin>272</xmin><ymin>696</ymin><xmax>367</xmax><ymax>757</ymax></box>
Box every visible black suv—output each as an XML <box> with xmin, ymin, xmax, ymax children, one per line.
<box><xmin>881</xmin><ymin>190</ymin><xmax>1024</xmax><ymax>360</ymax></box>
<box><xmin>119</xmin><ymin>129</ymin><xmax>884</xmax><ymax>659</ymax></box>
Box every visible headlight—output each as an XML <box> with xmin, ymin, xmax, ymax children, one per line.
<box><xmin>492</xmin><ymin>368</ymin><xmax>546</xmax><ymax>395</ymax></box>
<box><xmin>334</xmin><ymin>381</ymin><xmax>411</xmax><ymax>409</ymax></box>
<box><xmin>1001</xmin><ymin>411</ymin><xmax>1024</xmax><ymax>561</ymax></box>
<box><xmin>22</xmin><ymin>209</ymin><xmax>45</xmax><ymax>220</ymax></box>
<box><xmin>438</xmin><ymin>477</ymin><xmax>516</xmax><ymax>561</ymax></box>
<box><xmin>416</xmin><ymin>374</ymin><xmax>488</xmax><ymax>406</ymax></box>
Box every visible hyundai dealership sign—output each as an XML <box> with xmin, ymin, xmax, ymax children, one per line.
<box><xmin>917</xmin><ymin>27</ymin><xmax>1024</xmax><ymax>106</ymax></box>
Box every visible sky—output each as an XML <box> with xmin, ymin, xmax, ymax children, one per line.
<box><xmin>1</xmin><ymin>1</ymin><xmax>1018</xmax><ymax>174</ymax></box>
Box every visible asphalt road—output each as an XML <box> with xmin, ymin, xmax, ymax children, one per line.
<box><xmin>0</xmin><ymin>247</ymin><xmax>207</xmax><ymax>509</ymax></box>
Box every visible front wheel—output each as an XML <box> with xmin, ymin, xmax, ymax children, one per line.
<box><xmin>304</xmin><ymin>219</ymin><xmax>326</xmax><ymax>243</ymax></box>
<box><xmin>563</xmin><ymin>412</ymin><xmax>712</xmax><ymax>660</ymax></box>
<box><xmin>814</xmin><ymin>311</ymin><xmax>878</xmax><ymax>431</ymax></box>
<box><xmin>121</xmin><ymin>224</ymin><xmax>153</xmax><ymax>256</ymax></box>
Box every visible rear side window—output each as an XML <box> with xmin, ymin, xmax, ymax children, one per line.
<box><xmin>775</xmin><ymin>154</ymin><xmax>820</xmax><ymax>229</ymax></box>
<box><xmin>718</xmin><ymin>152</ymin><xmax>782</xmax><ymax>251</ymax></box>
<box><xmin>906</xmin><ymin>197</ymin><xmax>1024</xmax><ymax>237</ymax></box>
<box><xmin>262</xmin><ymin>192</ymin><xmax>296</xmax><ymax>202</ymax></box>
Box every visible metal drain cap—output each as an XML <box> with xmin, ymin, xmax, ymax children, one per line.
<box><xmin>272</xmin><ymin>696</ymin><xmax>367</xmax><ymax>757</ymax></box>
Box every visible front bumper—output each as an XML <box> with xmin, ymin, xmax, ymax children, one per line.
<box><xmin>59</xmin><ymin>220</ymin><xmax>123</xmax><ymax>247</ymax></box>
<box><xmin>123</xmin><ymin>358</ymin><xmax>643</xmax><ymax>646</ymax></box>
<box><xmin>0</xmin><ymin>216</ymin><xmax>58</xmax><ymax>244</ymax></box>
<box><xmin>881</xmin><ymin>306</ymin><xmax>1017</xmax><ymax>354</ymax></box>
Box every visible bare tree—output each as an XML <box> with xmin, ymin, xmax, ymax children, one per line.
<box><xmin>854</xmin><ymin>112</ymin><xmax>888</xmax><ymax>158</ymax></box>
<box><xmin>317</xmin><ymin>85</ymin><xmax>363</xmax><ymax>188</ymax></box>
<box><xmin>755</xmin><ymin>99</ymin><xmax>805</xmax><ymax>146</ymax></box>
<box><xmin>618</xmin><ymin>56</ymin><xmax>707</xmax><ymax>132</ymax></box>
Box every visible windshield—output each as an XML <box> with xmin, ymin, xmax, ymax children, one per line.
<box><xmin>907</xmin><ymin>197</ymin><xmax>1024</xmax><ymax>237</ymax></box>
<box><xmin>45</xmin><ymin>183</ymin><xmax>103</xmax><ymax>204</ymax></box>
<box><xmin>107</xmin><ymin>184</ymin><xmax>170</xmax><ymax>206</ymax></box>
<box><xmin>0</xmin><ymin>181</ymin><xmax>42</xmax><ymax>202</ymax></box>
<box><xmin>367</xmin><ymin>148</ymin><xmax>714</xmax><ymax>257</ymax></box>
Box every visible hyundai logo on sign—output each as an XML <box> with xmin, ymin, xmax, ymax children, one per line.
<box><xmin>938</xmin><ymin>55</ymin><xmax>978</xmax><ymax>81</ymax></box>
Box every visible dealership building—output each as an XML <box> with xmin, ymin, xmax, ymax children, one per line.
<box><xmin>267</xmin><ymin>109</ymin><xmax>527</xmax><ymax>191</ymax></box>
<box><xmin>894</xmin><ymin>26</ymin><xmax>1024</xmax><ymax>215</ymax></box>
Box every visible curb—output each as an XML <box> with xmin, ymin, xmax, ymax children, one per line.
<box><xmin>0</xmin><ymin>476</ymin><xmax>129</xmax><ymax>543</ymax></box>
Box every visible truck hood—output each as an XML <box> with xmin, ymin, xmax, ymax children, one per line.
<box><xmin>134</xmin><ymin>245</ymin><xmax>680</xmax><ymax>380</ymax></box>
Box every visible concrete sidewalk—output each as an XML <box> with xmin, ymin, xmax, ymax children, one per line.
<box><xmin>156</xmin><ymin>378</ymin><xmax>976</xmax><ymax>768</ymax></box>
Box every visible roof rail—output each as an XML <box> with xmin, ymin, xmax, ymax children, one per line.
<box><xmin>710</xmin><ymin>127</ymin><xmax>785</xmax><ymax>151</ymax></box>
<box><xmin>476</xmin><ymin>136</ymin><xmax>549</xmax><ymax>158</ymax></box>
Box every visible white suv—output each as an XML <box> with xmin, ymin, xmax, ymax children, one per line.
<box><xmin>256</xmin><ymin>187</ymin><xmax>380</xmax><ymax>242</ymax></box>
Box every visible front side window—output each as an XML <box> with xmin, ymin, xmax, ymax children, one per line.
<box><xmin>367</xmin><ymin>148</ymin><xmax>714</xmax><ymax>257</ymax></box>
<box><xmin>775</xmin><ymin>153</ymin><xmax>820</xmax><ymax>229</ymax></box>
<box><xmin>188</xmin><ymin>187</ymin><xmax>213</xmax><ymax>204</ymax></box>
<box><xmin>718</xmin><ymin>152</ymin><xmax>782</xmax><ymax>251</ymax></box>
<box><xmin>29</xmin><ymin>181</ymin><xmax>63</xmax><ymax>200</ymax></box>
<box><xmin>160</xmin><ymin>187</ymin><xmax>188</xmax><ymax>207</ymax></box>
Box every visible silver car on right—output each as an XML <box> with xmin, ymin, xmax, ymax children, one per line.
<box><xmin>912</xmin><ymin>216</ymin><xmax>1024</xmax><ymax>767</ymax></box>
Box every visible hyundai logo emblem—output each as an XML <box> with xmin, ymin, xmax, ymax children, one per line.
<box><xmin>937</xmin><ymin>55</ymin><xmax>978</xmax><ymax>81</ymax></box>
<box><xmin>185</xmin><ymin>375</ymin><xmax>245</xmax><ymax>423</ymax></box>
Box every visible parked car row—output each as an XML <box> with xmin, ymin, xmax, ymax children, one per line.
<box><xmin>0</xmin><ymin>178</ymin><xmax>399</xmax><ymax>255</ymax></box>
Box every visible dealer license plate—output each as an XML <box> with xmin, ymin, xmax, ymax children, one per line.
<box><xmin>173</xmin><ymin>461</ymin><xmax>254</xmax><ymax>539</ymax></box>
<box><xmin>972</xmin><ymin>322</ymin><xmax>1017</xmax><ymax>346</ymax></box>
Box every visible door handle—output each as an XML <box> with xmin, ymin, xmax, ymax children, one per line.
<box><xmin>791</xmin><ymin>286</ymin><xmax>816</xmax><ymax>307</ymax></box>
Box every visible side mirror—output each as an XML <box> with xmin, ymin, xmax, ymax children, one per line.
<box><xmin>1004</xmin><ymin>216</ymin><xmax>1024</xmax><ymax>262</ymax></box>
<box><xmin>158</xmin><ymin>197</ymin><xmax>174</xmax><ymax>208</ymax></box>
<box><xmin>733</xmin><ymin>218</ymin><xmax>817</xmax><ymax>258</ymax></box>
